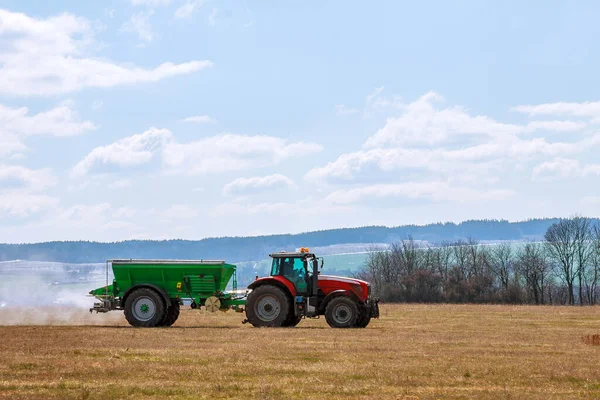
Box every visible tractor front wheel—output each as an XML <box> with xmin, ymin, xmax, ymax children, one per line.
<box><xmin>325</xmin><ymin>297</ymin><xmax>359</xmax><ymax>328</ymax></box>
<box><xmin>124</xmin><ymin>288</ymin><xmax>166</xmax><ymax>327</ymax></box>
<box><xmin>245</xmin><ymin>285</ymin><xmax>290</xmax><ymax>327</ymax></box>
<box><xmin>355</xmin><ymin>308</ymin><xmax>372</xmax><ymax>328</ymax></box>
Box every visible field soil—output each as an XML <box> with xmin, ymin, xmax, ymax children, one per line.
<box><xmin>0</xmin><ymin>304</ymin><xmax>599</xmax><ymax>399</ymax></box>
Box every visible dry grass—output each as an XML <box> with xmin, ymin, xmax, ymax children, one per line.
<box><xmin>0</xmin><ymin>304</ymin><xmax>599</xmax><ymax>399</ymax></box>
<box><xmin>582</xmin><ymin>334</ymin><xmax>600</xmax><ymax>346</ymax></box>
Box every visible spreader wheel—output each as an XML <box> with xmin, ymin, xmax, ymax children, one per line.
<box><xmin>325</xmin><ymin>297</ymin><xmax>359</xmax><ymax>328</ymax></box>
<box><xmin>158</xmin><ymin>300</ymin><xmax>181</xmax><ymax>327</ymax></box>
<box><xmin>205</xmin><ymin>296</ymin><xmax>221</xmax><ymax>313</ymax></box>
<box><xmin>124</xmin><ymin>288</ymin><xmax>166</xmax><ymax>328</ymax></box>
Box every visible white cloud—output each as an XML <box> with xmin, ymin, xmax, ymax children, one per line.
<box><xmin>59</xmin><ymin>203</ymin><xmax>111</xmax><ymax>221</ymax></box>
<box><xmin>73</xmin><ymin>129</ymin><xmax>322</xmax><ymax>178</ymax></box>
<box><xmin>223</xmin><ymin>174</ymin><xmax>294</xmax><ymax>196</ymax></box>
<box><xmin>0</xmin><ymin>135</ymin><xmax>26</xmax><ymax>157</ymax></box>
<box><xmin>524</xmin><ymin>120</ymin><xmax>586</xmax><ymax>133</ymax></box>
<box><xmin>364</xmin><ymin>91</ymin><xmax>521</xmax><ymax>148</ymax></box>
<box><xmin>0</xmin><ymin>164</ymin><xmax>59</xmax><ymax>218</ymax></box>
<box><xmin>532</xmin><ymin>158</ymin><xmax>600</xmax><ymax>181</ymax></box>
<box><xmin>121</xmin><ymin>11</ymin><xmax>154</xmax><ymax>44</ymax></box>
<box><xmin>91</xmin><ymin>100</ymin><xmax>104</xmax><ymax>110</ymax></box>
<box><xmin>163</xmin><ymin>133</ymin><xmax>323</xmax><ymax>175</ymax></box>
<box><xmin>71</xmin><ymin>127</ymin><xmax>172</xmax><ymax>177</ymax></box>
<box><xmin>305</xmin><ymin>134</ymin><xmax>600</xmax><ymax>182</ymax></box>
<box><xmin>363</xmin><ymin>93</ymin><xmax>588</xmax><ymax>150</ymax></box>
<box><xmin>181</xmin><ymin>115</ymin><xmax>216</xmax><ymax>123</ymax></box>
<box><xmin>0</xmin><ymin>104</ymin><xmax>96</xmax><ymax>137</ymax></box>
<box><xmin>363</xmin><ymin>86</ymin><xmax>403</xmax><ymax>115</ymax></box>
<box><xmin>131</xmin><ymin>0</ymin><xmax>172</xmax><ymax>6</ymax></box>
<box><xmin>175</xmin><ymin>1</ymin><xmax>205</xmax><ymax>18</ymax></box>
<box><xmin>213</xmin><ymin>201</ymin><xmax>292</xmax><ymax>217</ymax></box>
<box><xmin>366</xmin><ymin>86</ymin><xmax>385</xmax><ymax>105</ymax></box>
<box><xmin>307</xmin><ymin>92</ymin><xmax>600</xmax><ymax>183</ymax></box>
<box><xmin>512</xmin><ymin>101</ymin><xmax>600</xmax><ymax>119</ymax></box>
<box><xmin>108</xmin><ymin>179</ymin><xmax>133</xmax><ymax>189</ymax></box>
<box><xmin>208</xmin><ymin>8</ymin><xmax>218</xmax><ymax>26</ymax></box>
<box><xmin>162</xmin><ymin>204</ymin><xmax>201</xmax><ymax>220</ymax></box>
<box><xmin>0</xmin><ymin>165</ymin><xmax>57</xmax><ymax>191</ymax></box>
<box><xmin>335</xmin><ymin>104</ymin><xmax>359</xmax><ymax>116</ymax></box>
<box><xmin>0</xmin><ymin>103</ymin><xmax>95</xmax><ymax>158</ymax></box>
<box><xmin>581</xmin><ymin>196</ymin><xmax>600</xmax><ymax>206</ymax></box>
<box><xmin>0</xmin><ymin>192</ymin><xmax>59</xmax><ymax>217</ymax></box>
<box><xmin>325</xmin><ymin>182</ymin><xmax>514</xmax><ymax>205</ymax></box>
<box><xmin>0</xmin><ymin>9</ymin><xmax>211</xmax><ymax>96</ymax></box>
<box><xmin>8</xmin><ymin>153</ymin><xmax>26</xmax><ymax>161</ymax></box>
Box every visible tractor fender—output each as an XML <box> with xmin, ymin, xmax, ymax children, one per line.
<box><xmin>121</xmin><ymin>284</ymin><xmax>170</xmax><ymax>309</ymax></box>
<box><xmin>248</xmin><ymin>276</ymin><xmax>296</xmax><ymax>298</ymax></box>
<box><xmin>320</xmin><ymin>289</ymin><xmax>360</xmax><ymax>313</ymax></box>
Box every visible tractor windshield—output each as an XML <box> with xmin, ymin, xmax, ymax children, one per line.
<box><xmin>270</xmin><ymin>257</ymin><xmax>308</xmax><ymax>293</ymax></box>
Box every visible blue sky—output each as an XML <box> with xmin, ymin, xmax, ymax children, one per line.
<box><xmin>1</xmin><ymin>0</ymin><xmax>599</xmax><ymax>242</ymax></box>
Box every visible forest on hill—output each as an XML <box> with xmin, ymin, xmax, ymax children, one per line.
<box><xmin>0</xmin><ymin>218</ymin><xmax>581</xmax><ymax>263</ymax></box>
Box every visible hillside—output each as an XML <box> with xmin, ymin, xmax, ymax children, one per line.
<box><xmin>0</xmin><ymin>218</ymin><xmax>575</xmax><ymax>264</ymax></box>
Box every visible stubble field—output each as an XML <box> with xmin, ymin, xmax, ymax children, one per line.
<box><xmin>0</xmin><ymin>304</ymin><xmax>599</xmax><ymax>399</ymax></box>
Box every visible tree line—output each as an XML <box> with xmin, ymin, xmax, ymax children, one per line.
<box><xmin>0</xmin><ymin>218</ymin><xmax>575</xmax><ymax>264</ymax></box>
<box><xmin>356</xmin><ymin>217</ymin><xmax>600</xmax><ymax>305</ymax></box>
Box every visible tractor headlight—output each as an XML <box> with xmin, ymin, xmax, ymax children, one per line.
<box><xmin>351</xmin><ymin>283</ymin><xmax>364</xmax><ymax>297</ymax></box>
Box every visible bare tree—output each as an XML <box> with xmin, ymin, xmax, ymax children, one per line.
<box><xmin>516</xmin><ymin>242</ymin><xmax>550</xmax><ymax>304</ymax></box>
<box><xmin>489</xmin><ymin>242</ymin><xmax>513</xmax><ymax>291</ymax></box>
<box><xmin>425</xmin><ymin>243</ymin><xmax>453</xmax><ymax>281</ymax></box>
<box><xmin>572</xmin><ymin>216</ymin><xmax>593</xmax><ymax>305</ymax></box>
<box><xmin>357</xmin><ymin>246</ymin><xmax>389</xmax><ymax>296</ymax></box>
<box><xmin>390</xmin><ymin>238</ymin><xmax>420</xmax><ymax>277</ymax></box>
<box><xmin>452</xmin><ymin>240</ymin><xmax>470</xmax><ymax>281</ymax></box>
<box><xmin>544</xmin><ymin>219</ymin><xmax>578</xmax><ymax>305</ymax></box>
<box><xmin>586</xmin><ymin>225</ymin><xmax>600</xmax><ymax>305</ymax></box>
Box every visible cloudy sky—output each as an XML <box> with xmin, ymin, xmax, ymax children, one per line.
<box><xmin>1</xmin><ymin>1</ymin><xmax>599</xmax><ymax>243</ymax></box>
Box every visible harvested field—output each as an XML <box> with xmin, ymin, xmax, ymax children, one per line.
<box><xmin>0</xmin><ymin>304</ymin><xmax>599</xmax><ymax>399</ymax></box>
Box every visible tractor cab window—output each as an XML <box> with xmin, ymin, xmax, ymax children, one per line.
<box><xmin>271</xmin><ymin>257</ymin><xmax>308</xmax><ymax>293</ymax></box>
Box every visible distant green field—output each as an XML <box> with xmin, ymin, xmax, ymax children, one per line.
<box><xmin>323</xmin><ymin>252</ymin><xmax>369</xmax><ymax>273</ymax></box>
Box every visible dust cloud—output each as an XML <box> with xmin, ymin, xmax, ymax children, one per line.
<box><xmin>0</xmin><ymin>261</ymin><xmax>123</xmax><ymax>326</ymax></box>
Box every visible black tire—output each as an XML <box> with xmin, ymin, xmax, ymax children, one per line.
<box><xmin>245</xmin><ymin>285</ymin><xmax>290</xmax><ymax>327</ymax></box>
<box><xmin>282</xmin><ymin>314</ymin><xmax>302</xmax><ymax>327</ymax></box>
<box><xmin>355</xmin><ymin>308</ymin><xmax>372</xmax><ymax>328</ymax></box>
<box><xmin>158</xmin><ymin>300</ymin><xmax>180</xmax><ymax>327</ymax></box>
<box><xmin>325</xmin><ymin>297</ymin><xmax>359</xmax><ymax>328</ymax></box>
<box><xmin>124</xmin><ymin>288</ymin><xmax>166</xmax><ymax>327</ymax></box>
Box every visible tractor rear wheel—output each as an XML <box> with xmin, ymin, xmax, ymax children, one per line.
<box><xmin>282</xmin><ymin>314</ymin><xmax>302</xmax><ymax>327</ymax></box>
<box><xmin>245</xmin><ymin>285</ymin><xmax>290</xmax><ymax>327</ymax></box>
<box><xmin>325</xmin><ymin>297</ymin><xmax>359</xmax><ymax>328</ymax></box>
<box><xmin>124</xmin><ymin>288</ymin><xmax>166</xmax><ymax>327</ymax></box>
<box><xmin>158</xmin><ymin>300</ymin><xmax>180</xmax><ymax>327</ymax></box>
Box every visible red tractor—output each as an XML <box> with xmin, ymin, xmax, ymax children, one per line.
<box><xmin>244</xmin><ymin>248</ymin><xmax>379</xmax><ymax>328</ymax></box>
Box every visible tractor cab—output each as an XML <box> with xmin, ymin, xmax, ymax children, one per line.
<box><xmin>268</xmin><ymin>248</ymin><xmax>319</xmax><ymax>295</ymax></box>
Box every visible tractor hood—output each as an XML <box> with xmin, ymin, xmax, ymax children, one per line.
<box><xmin>317</xmin><ymin>275</ymin><xmax>371</xmax><ymax>302</ymax></box>
<box><xmin>318</xmin><ymin>275</ymin><xmax>369</xmax><ymax>286</ymax></box>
